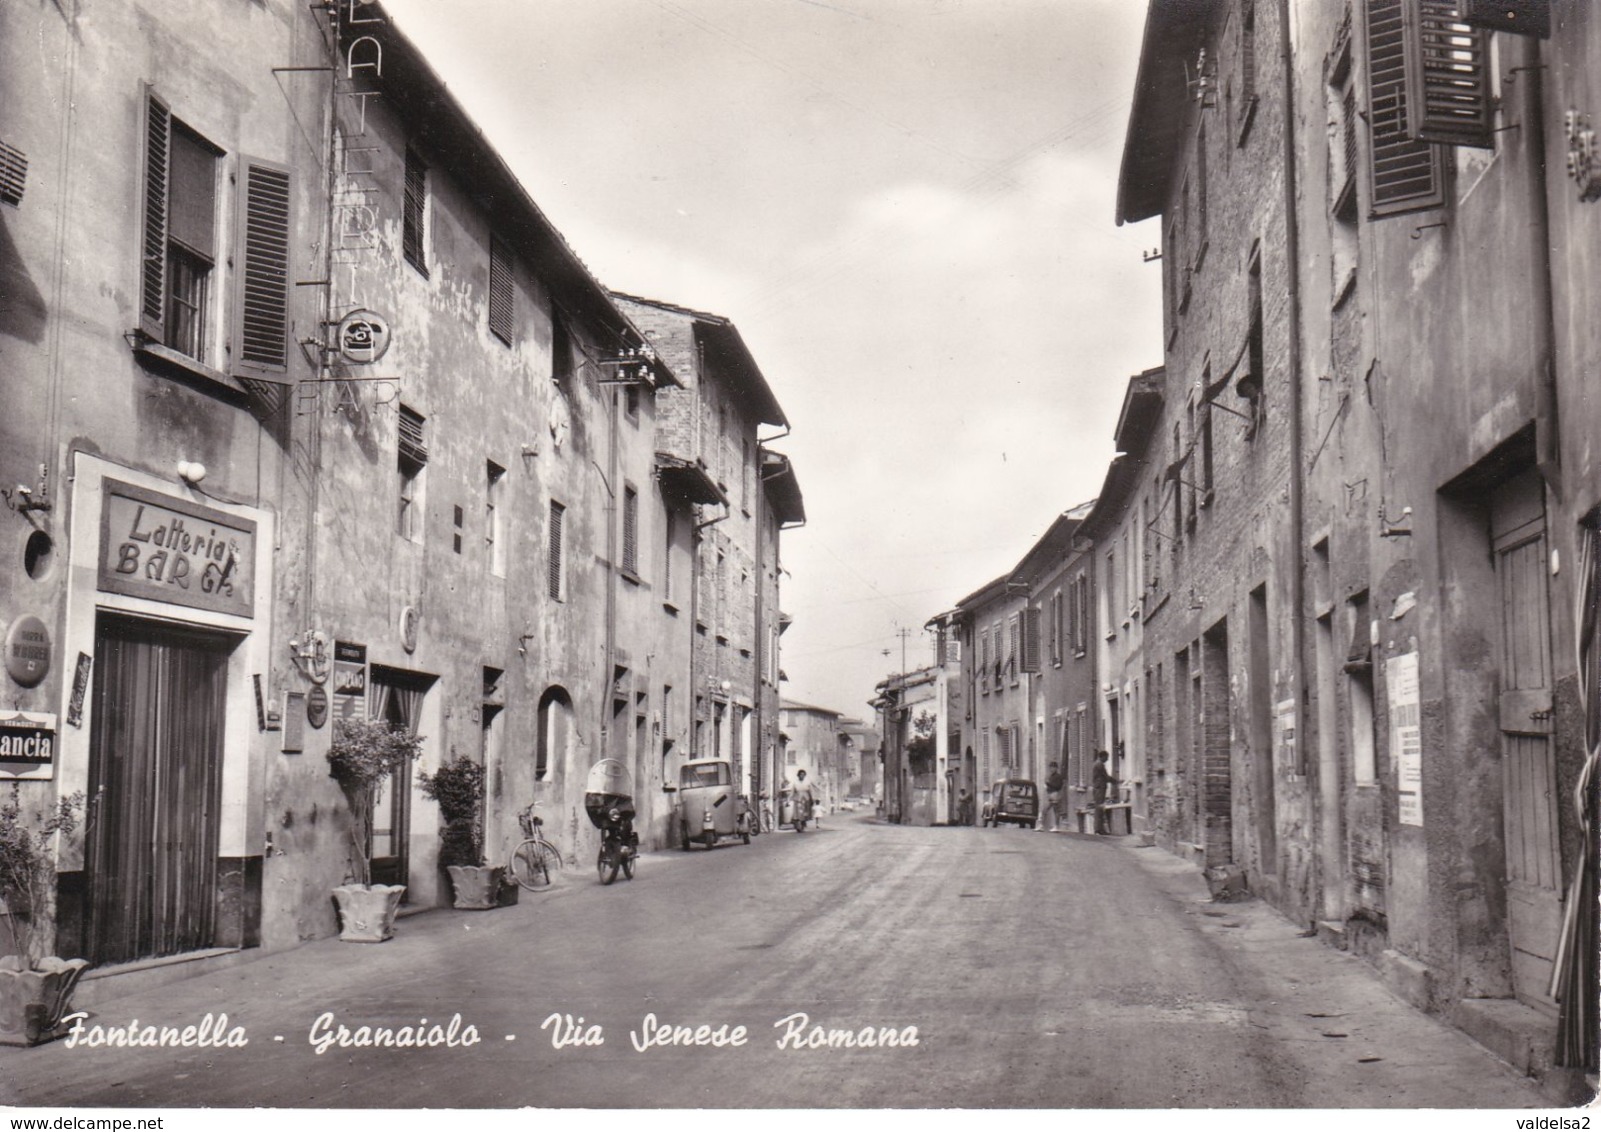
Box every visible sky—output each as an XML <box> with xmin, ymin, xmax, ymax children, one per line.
<box><xmin>382</xmin><ymin>0</ymin><xmax>1163</xmax><ymax>720</ymax></box>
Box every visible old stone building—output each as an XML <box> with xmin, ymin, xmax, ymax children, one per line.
<box><xmin>1</xmin><ymin>0</ymin><xmax>326</xmax><ymax>967</ymax></box>
<box><xmin>1110</xmin><ymin>0</ymin><xmax>1599</xmax><ymax>1077</ymax></box>
<box><xmin>0</xmin><ymin>0</ymin><xmax>802</xmax><ymax>980</ymax></box>
<box><xmin>611</xmin><ymin>295</ymin><xmax>803</xmax><ymax>811</ymax></box>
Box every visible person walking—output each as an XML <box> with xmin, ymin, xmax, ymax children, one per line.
<box><xmin>1091</xmin><ymin>750</ymin><xmax>1120</xmax><ymax>834</ymax></box>
<box><xmin>956</xmin><ymin>787</ymin><xmax>975</xmax><ymax>827</ymax></box>
<box><xmin>1041</xmin><ymin>762</ymin><xmax>1064</xmax><ymax>831</ymax></box>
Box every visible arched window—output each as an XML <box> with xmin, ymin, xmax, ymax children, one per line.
<box><xmin>536</xmin><ymin>686</ymin><xmax>572</xmax><ymax>782</ymax></box>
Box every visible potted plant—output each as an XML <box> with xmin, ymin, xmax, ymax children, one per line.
<box><xmin>418</xmin><ymin>754</ymin><xmax>503</xmax><ymax>910</ymax></box>
<box><xmin>0</xmin><ymin>784</ymin><xmax>89</xmax><ymax>1046</ymax></box>
<box><xmin>327</xmin><ymin>716</ymin><xmax>424</xmax><ymax>942</ymax></box>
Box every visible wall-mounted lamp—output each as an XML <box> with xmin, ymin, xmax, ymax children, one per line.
<box><xmin>1379</xmin><ymin>504</ymin><xmax>1413</xmax><ymax>538</ymax></box>
<box><xmin>177</xmin><ymin>460</ymin><xmax>208</xmax><ymax>485</ymax></box>
<box><xmin>2</xmin><ymin>464</ymin><xmax>51</xmax><ymax>515</ymax></box>
<box><xmin>288</xmin><ymin>628</ymin><xmax>330</xmax><ymax>684</ymax></box>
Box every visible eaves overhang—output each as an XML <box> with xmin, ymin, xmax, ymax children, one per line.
<box><xmin>656</xmin><ymin>453</ymin><xmax>727</xmax><ymax>507</ymax></box>
<box><xmin>761</xmin><ymin>448</ymin><xmax>805</xmax><ymax>527</ymax></box>
<box><xmin>1115</xmin><ymin>0</ymin><xmax>1216</xmax><ymax>226</ymax></box>
<box><xmin>611</xmin><ymin>293</ymin><xmax>787</xmax><ymax>426</ymax></box>
<box><xmin>1079</xmin><ymin>454</ymin><xmax>1147</xmax><ymax>542</ymax></box>
<box><xmin>1114</xmin><ymin>366</ymin><xmax>1167</xmax><ymax>455</ymax></box>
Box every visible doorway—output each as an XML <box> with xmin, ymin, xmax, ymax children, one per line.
<box><xmin>1490</xmin><ymin>470</ymin><xmax>1561</xmax><ymax>1013</ymax></box>
<box><xmin>85</xmin><ymin>614</ymin><xmax>236</xmax><ymax>965</ymax></box>
<box><xmin>367</xmin><ymin>666</ymin><xmax>433</xmax><ymax>890</ymax></box>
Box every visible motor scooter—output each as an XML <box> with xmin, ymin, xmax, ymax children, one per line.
<box><xmin>585</xmin><ymin>758</ymin><xmax>638</xmax><ymax>885</ymax></box>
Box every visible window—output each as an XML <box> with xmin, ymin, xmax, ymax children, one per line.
<box><xmin>1049</xmin><ymin>589</ymin><xmax>1062</xmax><ymax>666</ymax></box>
<box><xmin>453</xmin><ymin>504</ymin><xmax>464</xmax><ymax>554</ymax></box>
<box><xmin>547</xmin><ymin>500</ymin><xmax>565</xmax><ymax>600</ymax></box>
<box><xmin>1007</xmin><ymin>614</ymin><xmax>1020</xmax><ymax>684</ymax></box>
<box><xmin>551</xmin><ymin>312</ymin><xmax>572</xmax><ymax>386</ymax></box>
<box><xmin>622</xmin><ymin>484</ymin><xmax>639</xmax><ymax>577</ymax></box>
<box><xmin>487</xmin><ymin>461</ymin><xmax>506</xmax><ymax>577</ymax></box>
<box><xmin>403</xmin><ymin>147</ymin><xmax>428</xmax><ymax>275</ymax></box>
<box><xmin>140</xmin><ymin>93</ymin><xmax>254</xmax><ymax>366</ymax></box>
<box><xmin>663</xmin><ymin>509</ymin><xmax>677</xmax><ymax>605</ymax></box>
<box><xmin>1238</xmin><ymin>0</ymin><xmax>1259</xmax><ymax>143</ymax></box>
<box><xmin>397</xmin><ymin>404</ymin><xmax>427</xmax><ymax>542</ymax></box>
<box><xmin>979</xmin><ymin>628</ymin><xmax>990</xmax><ymax>692</ymax></box>
<box><xmin>536</xmin><ymin>687</ymin><xmax>571</xmax><ymax>782</ymax></box>
<box><xmin>488</xmin><ymin>235</ymin><xmax>514</xmax><ymax>344</ymax></box>
<box><xmin>1073</xmin><ymin>572</ymin><xmax>1089</xmax><ymax>656</ymax></box>
<box><xmin>1328</xmin><ymin>23</ymin><xmax>1361</xmax><ymax>300</ymax></box>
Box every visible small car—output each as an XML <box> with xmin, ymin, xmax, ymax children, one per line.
<box><xmin>668</xmin><ymin>758</ymin><xmax>755</xmax><ymax>850</ymax></box>
<box><xmin>983</xmin><ymin>778</ymin><xmax>1039</xmax><ymax>829</ymax></box>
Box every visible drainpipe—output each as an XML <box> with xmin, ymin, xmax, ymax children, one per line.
<box><xmin>1278</xmin><ymin>0</ymin><xmax>1308</xmax><ymax>894</ymax></box>
<box><xmin>1522</xmin><ymin>36</ymin><xmax>1562</xmax><ymax>502</ymax></box>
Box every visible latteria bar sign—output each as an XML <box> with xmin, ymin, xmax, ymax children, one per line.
<box><xmin>98</xmin><ymin>480</ymin><xmax>256</xmax><ymax>617</ymax></box>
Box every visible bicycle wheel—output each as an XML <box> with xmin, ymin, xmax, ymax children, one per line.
<box><xmin>621</xmin><ymin>852</ymin><xmax>635</xmax><ymax>880</ymax></box>
<box><xmin>510</xmin><ymin>840</ymin><xmax>551</xmax><ymax>890</ymax></box>
<box><xmin>598</xmin><ymin>847</ymin><xmax>619</xmax><ymax>885</ymax></box>
<box><xmin>535</xmin><ymin>839</ymin><xmax>563</xmax><ymax>873</ymax></box>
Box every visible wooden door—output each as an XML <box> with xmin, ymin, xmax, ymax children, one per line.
<box><xmin>1491</xmin><ymin>472</ymin><xmax>1561</xmax><ymax>1013</ymax></box>
<box><xmin>86</xmin><ymin>615</ymin><xmax>232</xmax><ymax>965</ymax></box>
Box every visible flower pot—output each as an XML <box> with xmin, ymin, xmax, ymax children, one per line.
<box><xmin>445</xmin><ymin>865</ymin><xmax>505</xmax><ymax>911</ymax></box>
<box><xmin>331</xmin><ymin>883</ymin><xmax>406</xmax><ymax>943</ymax></box>
<box><xmin>0</xmin><ymin>956</ymin><xmax>91</xmax><ymax>1047</ymax></box>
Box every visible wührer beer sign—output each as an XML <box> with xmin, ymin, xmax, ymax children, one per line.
<box><xmin>0</xmin><ymin>711</ymin><xmax>56</xmax><ymax>779</ymax></box>
<box><xmin>98</xmin><ymin>481</ymin><xmax>255</xmax><ymax>618</ymax></box>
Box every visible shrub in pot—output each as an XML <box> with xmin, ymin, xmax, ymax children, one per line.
<box><xmin>0</xmin><ymin>784</ymin><xmax>89</xmax><ymax>1046</ymax></box>
<box><xmin>327</xmin><ymin>717</ymin><xmax>424</xmax><ymax>942</ymax></box>
<box><xmin>419</xmin><ymin>755</ymin><xmax>503</xmax><ymax>910</ymax></box>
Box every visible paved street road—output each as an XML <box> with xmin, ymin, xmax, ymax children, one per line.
<box><xmin>0</xmin><ymin>815</ymin><xmax>1550</xmax><ymax>1109</ymax></box>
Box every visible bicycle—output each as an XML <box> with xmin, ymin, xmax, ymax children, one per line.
<box><xmin>508</xmin><ymin>802</ymin><xmax>563</xmax><ymax>890</ymax></box>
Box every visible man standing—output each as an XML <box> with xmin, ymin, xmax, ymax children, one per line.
<box><xmin>1042</xmin><ymin>762</ymin><xmax>1065</xmax><ymax>831</ymax></box>
<box><xmin>1091</xmin><ymin>750</ymin><xmax>1120</xmax><ymax>834</ymax></box>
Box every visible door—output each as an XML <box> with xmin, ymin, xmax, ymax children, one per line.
<box><xmin>85</xmin><ymin>615</ymin><xmax>233</xmax><ymax>965</ymax></box>
<box><xmin>368</xmin><ymin>667</ymin><xmax>431</xmax><ymax>890</ymax></box>
<box><xmin>1491</xmin><ymin>472</ymin><xmax>1561</xmax><ymax>1013</ymax></box>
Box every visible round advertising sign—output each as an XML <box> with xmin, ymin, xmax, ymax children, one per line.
<box><xmin>335</xmin><ymin>309</ymin><xmax>392</xmax><ymax>365</ymax></box>
<box><xmin>5</xmin><ymin>615</ymin><xmax>51</xmax><ymax>688</ymax></box>
<box><xmin>306</xmin><ymin>684</ymin><xmax>329</xmax><ymax>730</ymax></box>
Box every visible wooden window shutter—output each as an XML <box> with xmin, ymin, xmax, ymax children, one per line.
<box><xmin>622</xmin><ymin>486</ymin><xmax>638</xmax><ymax>574</ymax></box>
<box><xmin>488</xmin><ymin>235</ymin><xmax>514</xmax><ymax>344</ymax></box>
<box><xmin>402</xmin><ymin>147</ymin><xmax>427</xmax><ymax>273</ymax></box>
<box><xmin>1404</xmin><ymin>0</ymin><xmax>1494</xmax><ymax>147</ymax></box>
<box><xmin>548</xmin><ymin>501</ymin><xmax>565</xmax><ymax>600</ymax></box>
<box><xmin>0</xmin><ymin>140</ymin><xmax>28</xmax><ymax>206</ymax></box>
<box><xmin>398</xmin><ymin>404</ymin><xmax>428</xmax><ymax>468</ymax></box>
<box><xmin>1022</xmin><ymin>607</ymin><xmax>1041</xmax><ymax>673</ymax></box>
<box><xmin>1365</xmin><ymin>0</ymin><xmax>1446</xmax><ymax>215</ymax></box>
<box><xmin>235</xmin><ymin>158</ymin><xmax>291</xmax><ymax>372</ymax></box>
<box><xmin>140</xmin><ymin>90</ymin><xmax>172</xmax><ymax>340</ymax></box>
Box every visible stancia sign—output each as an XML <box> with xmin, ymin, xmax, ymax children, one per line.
<box><xmin>0</xmin><ymin>711</ymin><xmax>56</xmax><ymax>777</ymax></box>
<box><xmin>97</xmin><ymin>480</ymin><xmax>256</xmax><ymax>618</ymax></box>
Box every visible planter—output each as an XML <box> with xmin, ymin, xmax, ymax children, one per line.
<box><xmin>0</xmin><ymin>956</ymin><xmax>91</xmax><ymax>1047</ymax></box>
<box><xmin>331</xmin><ymin>883</ymin><xmax>406</xmax><ymax>943</ymax></box>
<box><xmin>445</xmin><ymin>865</ymin><xmax>505</xmax><ymax>911</ymax></box>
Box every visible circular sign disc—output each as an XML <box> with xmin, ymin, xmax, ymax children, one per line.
<box><xmin>5</xmin><ymin>615</ymin><xmax>52</xmax><ymax>688</ymax></box>
<box><xmin>306</xmin><ymin>684</ymin><xmax>329</xmax><ymax>729</ymax></box>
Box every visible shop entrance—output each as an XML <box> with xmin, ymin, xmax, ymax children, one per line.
<box><xmin>85</xmin><ymin>614</ymin><xmax>235</xmax><ymax>965</ymax></box>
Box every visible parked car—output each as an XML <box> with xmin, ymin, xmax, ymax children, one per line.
<box><xmin>983</xmin><ymin>778</ymin><xmax>1039</xmax><ymax>829</ymax></box>
<box><xmin>668</xmin><ymin>759</ymin><xmax>755</xmax><ymax>849</ymax></box>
